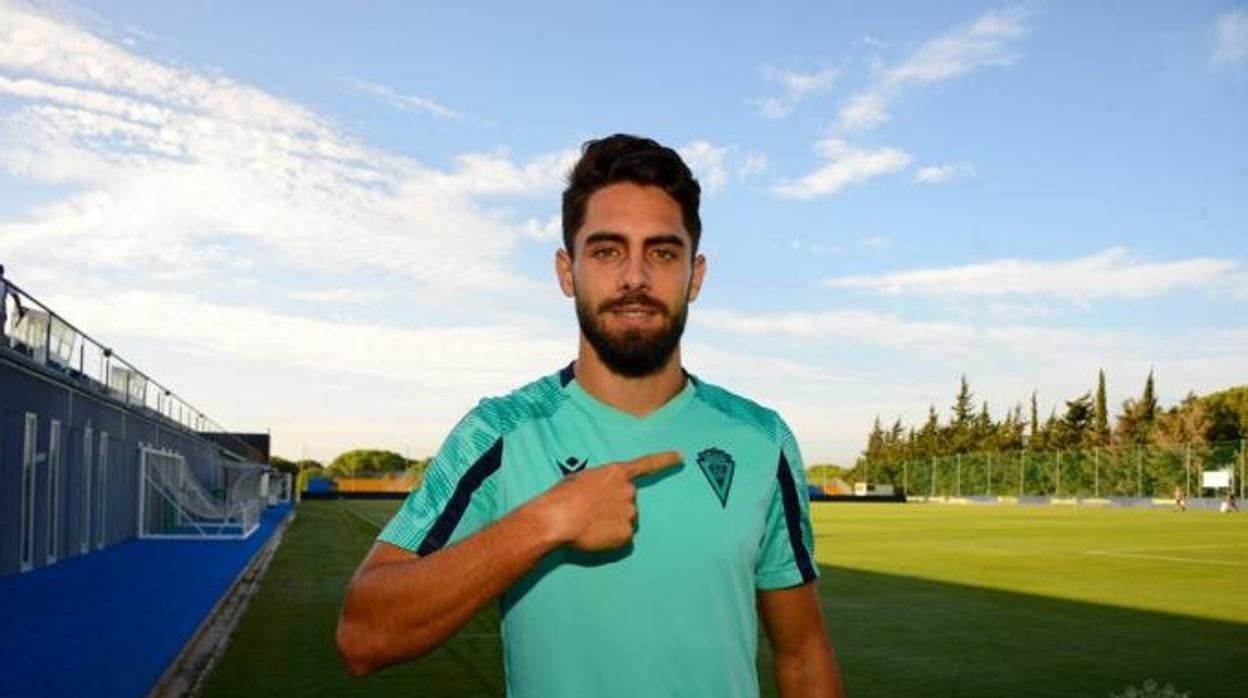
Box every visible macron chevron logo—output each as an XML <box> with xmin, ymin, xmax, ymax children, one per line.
<box><xmin>556</xmin><ymin>456</ymin><xmax>588</xmax><ymax>477</ymax></box>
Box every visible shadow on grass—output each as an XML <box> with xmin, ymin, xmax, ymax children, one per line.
<box><xmin>762</xmin><ymin>565</ymin><xmax>1248</xmax><ymax>698</ymax></box>
<box><xmin>201</xmin><ymin>503</ymin><xmax>1247</xmax><ymax>698</ymax></box>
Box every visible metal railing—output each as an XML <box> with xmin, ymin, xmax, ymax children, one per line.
<box><xmin>1</xmin><ymin>270</ymin><xmax>258</xmax><ymax>461</ymax></box>
<box><xmin>857</xmin><ymin>440</ymin><xmax>1246</xmax><ymax>501</ymax></box>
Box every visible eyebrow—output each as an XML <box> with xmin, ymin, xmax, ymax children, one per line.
<box><xmin>582</xmin><ymin>231</ymin><xmax>687</xmax><ymax>249</ymax></box>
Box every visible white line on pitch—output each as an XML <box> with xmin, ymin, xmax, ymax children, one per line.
<box><xmin>1084</xmin><ymin>550</ymin><xmax>1244</xmax><ymax>567</ymax></box>
<box><xmin>1086</xmin><ymin>542</ymin><xmax>1248</xmax><ymax>554</ymax></box>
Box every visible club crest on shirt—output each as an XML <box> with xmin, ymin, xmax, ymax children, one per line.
<box><xmin>696</xmin><ymin>447</ymin><xmax>735</xmax><ymax>508</ymax></box>
<box><xmin>555</xmin><ymin>456</ymin><xmax>588</xmax><ymax>477</ymax></box>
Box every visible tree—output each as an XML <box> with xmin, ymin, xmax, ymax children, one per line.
<box><xmin>269</xmin><ymin>455</ymin><xmax>298</xmax><ymax>475</ymax></box>
<box><xmin>1114</xmin><ymin>371</ymin><xmax>1159</xmax><ymax>446</ymax></box>
<box><xmin>950</xmin><ymin>375</ymin><xmax>976</xmax><ymax>453</ymax></box>
<box><xmin>974</xmin><ymin>401</ymin><xmax>993</xmax><ymax>450</ymax></box>
<box><xmin>1030</xmin><ymin>390</ymin><xmax>1039</xmax><ymax>444</ymax></box>
<box><xmin>1054</xmin><ymin>392</ymin><xmax>1094</xmax><ymax>449</ymax></box>
<box><xmin>1155</xmin><ymin>392</ymin><xmax>1210</xmax><ymax>446</ymax></box>
<box><xmin>1141</xmin><ymin>369</ymin><xmax>1158</xmax><ymax>421</ymax></box>
<box><xmin>952</xmin><ymin>375</ymin><xmax>975</xmax><ymax>426</ymax></box>
<box><xmin>1093</xmin><ymin>369</ymin><xmax>1110</xmax><ymax>446</ymax></box>
<box><xmin>1200</xmin><ymin>386</ymin><xmax>1248</xmax><ymax>442</ymax></box>
<box><xmin>328</xmin><ymin>449</ymin><xmax>408</xmax><ymax>477</ymax></box>
<box><xmin>917</xmin><ymin>405</ymin><xmax>942</xmax><ymax>458</ymax></box>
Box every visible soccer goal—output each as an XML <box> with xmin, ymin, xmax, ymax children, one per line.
<box><xmin>138</xmin><ymin>445</ymin><xmax>262</xmax><ymax>540</ymax></box>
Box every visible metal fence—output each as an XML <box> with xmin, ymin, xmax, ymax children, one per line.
<box><xmin>1</xmin><ymin>272</ymin><xmax>253</xmax><ymax>456</ymax></box>
<box><xmin>864</xmin><ymin>440</ymin><xmax>1246</xmax><ymax>500</ymax></box>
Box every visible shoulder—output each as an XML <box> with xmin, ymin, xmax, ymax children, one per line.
<box><xmin>454</xmin><ymin>369</ymin><xmax>570</xmax><ymax>440</ymax></box>
<box><xmin>690</xmin><ymin>374</ymin><xmax>795</xmax><ymax>449</ymax></box>
<box><xmin>428</xmin><ymin>368</ymin><xmax>569</xmax><ymax>473</ymax></box>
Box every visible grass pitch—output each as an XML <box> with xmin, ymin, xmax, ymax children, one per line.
<box><xmin>201</xmin><ymin>500</ymin><xmax>1247</xmax><ymax>697</ymax></box>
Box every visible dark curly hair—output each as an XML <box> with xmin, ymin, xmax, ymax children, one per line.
<box><xmin>561</xmin><ymin>134</ymin><xmax>702</xmax><ymax>256</ymax></box>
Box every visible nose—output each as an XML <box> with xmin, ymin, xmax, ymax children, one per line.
<box><xmin>619</xmin><ymin>247</ymin><xmax>650</xmax><ymax>292</ymax></box>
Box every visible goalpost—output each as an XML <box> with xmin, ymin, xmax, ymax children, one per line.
<box><xmin>138</xmin><ymin>445</ymin><xmax>263</xmax><ymax>540</ymax></box>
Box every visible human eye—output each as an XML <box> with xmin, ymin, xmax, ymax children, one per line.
<box><xmin>650</xmin><ymin>246</ymin><xmax>680</xmax><ymax>262</ymax></box>
<box><xmin>589</xmin><ymin>245</ymin><xmax>621</xmax><ymax>260</ymax></box>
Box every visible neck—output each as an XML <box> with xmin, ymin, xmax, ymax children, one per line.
<box><xmin>573</xmin><ymin>337</ymin><xmax>686</xmax><ymax>417</ymax></box>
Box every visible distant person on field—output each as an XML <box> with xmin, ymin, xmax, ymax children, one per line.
<box><xmin>337</xmin><ymin>134</ymin><xmax>843</xmax><ymax>697</ymax></box>
<box><xmin>1222</xmin><ymin>491</ymin><xmax>1237</xmax><ymax>513</ymax></box>
<box><xmin>1172</xmin><ymin>486</ymin><xmax>1186</xmax><ymax>512</ymax></box>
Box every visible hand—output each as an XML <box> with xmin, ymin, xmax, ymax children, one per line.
<box><xmin>533</xmin><ymin>451</ymin><xmax>682</xmax><ymax>551</ymax></box>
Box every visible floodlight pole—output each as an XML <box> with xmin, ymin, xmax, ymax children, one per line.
<box><xmin>956</xmin><ymin>453</ymin><xmax>962</xmax><ymax>498</ymax></box>
<box><xmin>930</xmin><ymin>456</ymin><xmax>936</xmax><ymax>499</ymax></box>
<box><xmin>1136</xmin><ymin>447</ymin><xmax>1143</xmax><ymax>498</ymax></box>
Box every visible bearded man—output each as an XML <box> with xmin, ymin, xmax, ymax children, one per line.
<box><xmin>337</xmin><ymin>134</ymin><xmax>843</xmax><ymax>698</ymax></box>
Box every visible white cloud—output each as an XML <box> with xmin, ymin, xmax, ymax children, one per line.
<box><xmin>737</xmin><ymin>151</ymin><xmax>767</xmax><ymax>180</ymax></box>
<box><xmin>752</xmin><ymin>66</ymin><xmax>840</xmax><ymax>119</ymax></box>
<box><xmin>836</xmin><ymin>6</ymin><xmax>1031</xmax><ymax>132</ymax></box>
<box><xmin>822</xmin><ymin>248</ymin><xmax>1242</xmax><ymax>301</ymax></box>
<box><xmin>438</xmin><ymin>148</ymin><xmax>578</xmax><ymax>197</ymax></box>
<box><xmin>46</xmin><ymin>287</ymin><xmax>570</xmax><ymax>392</ymax></box>
<box><xmin>288</xmin><ymin>288</ymin><xmax>389</xmax><ymax>304</ymax></box>
<box><xmin>913</xmin><ymin>162</ymin><xmax>976</xmax><ymax>184</ymax></box>
<box><xmin>789</xmin><ymin>239</ymin><xmax>841</xmax><ymax>255</ymax></box>
<box><xmin>521</xmin><ymin>214</ymin><xmax>562</xmax><ymax>242</ymax></box>
<box><xmin>1212</xmin><ymin>9</ymin><xmax>1248</xmax><ymax>66</ymax></box>
<box><xmin>836</xmin><ymin>92</ymin><xmax>891</xmax><ymax>131</ymax></box>
<box><xmin>701</xmin><ymin>307</ymin><xmax>977</xmax><ymax>351</ymax></box>
<box><xmin>345</xmin><ymin>77</ymin><xmax>461</xmax><ymax>119</ymax></box>
<box><xmin>772</xmin><ymin>139</ymin><xmax>912</xmax><ymax>199</ymax></box>
<box><xmin>0</xmin><ymin>3</ymin><xmax>573</xmax><ymax>294</ymax></box>
<box><xmin>678</xmin><ymin>140</ymin><xmax>729</xmax><ymax>194</ymax></box>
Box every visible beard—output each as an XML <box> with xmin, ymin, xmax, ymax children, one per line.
<box><xmin>575</xmin><ymin>287</ymin><xmax>689</xmax><ymax>379</ymax></box>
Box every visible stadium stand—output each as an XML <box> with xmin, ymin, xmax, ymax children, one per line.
<box><xmin>0</xmin><ymin>269</ymin><xmax>293</xmax><ymax>695</ymax></box>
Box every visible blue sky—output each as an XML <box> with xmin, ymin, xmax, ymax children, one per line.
<box><xmin>1</xmin><ymin>1</ymin><xmax>1245</xmax><ymax>464</ymax></box>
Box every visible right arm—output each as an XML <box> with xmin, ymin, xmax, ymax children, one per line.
<box><xmin>335</xmin><ymin>451</ymin><xmax>681</xmax><ymax>677</ymax></box>
<box><xmin>336</xmin><ymin>496</ymin><xmax>562</xmax><ymax>676</ymax></box>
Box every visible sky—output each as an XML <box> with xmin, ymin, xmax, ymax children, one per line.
<box><xmin>1</xmin><ymin>0</ymin><xmax>1245</xmax><ymax>466</ymax></box>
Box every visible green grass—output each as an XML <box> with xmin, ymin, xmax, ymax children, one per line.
<box><xmin>201</xmin><ymin>500</ymin><xmax>1248</xmax><ymax>697</ymax></box>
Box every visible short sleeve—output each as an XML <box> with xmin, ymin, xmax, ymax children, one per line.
<box><xmin>378</xmin><ymin>406</ymin><xmax>505</xmax><ymax>555</ymax></box>
<box><xmin>755</xmin><ymin>418</ymin><xmax>819</xmax><ymax>590</ymax></box>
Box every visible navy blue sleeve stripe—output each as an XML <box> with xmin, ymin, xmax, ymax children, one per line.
<box><xmin>776</xmin><ymin>451</ymin><xmax>817</xmax><ymax>584</ymax></box>
<box><xmin>416</xmin><ymin>438</ymin><xmax>505</xmax><ymax>556</ymax></box>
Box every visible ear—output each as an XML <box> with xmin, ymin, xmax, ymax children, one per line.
<box><xmin>687</xmin><ymin>253</ymin><xmax>707</xmax><ymax>302</ymax></box>
<box><xmin>555</xmin><ymin>248</ymin><xmax>575</xmax><ymax>298</ymax></box>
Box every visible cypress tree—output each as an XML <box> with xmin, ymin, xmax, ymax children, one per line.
<box><xmin>1030</xmin><ymin>390</ymin><xmax>1039</xmax><ymax>441</ymax></box>
<box><xmin>1094</xmin><ymin>369</ymin><xmax>1110</xmax><ymax>445</ymax></box>
<box><xmin>1140</xmin><ymin>369</ymin><xmax>1157</xmax><ymax>422</ymax></box>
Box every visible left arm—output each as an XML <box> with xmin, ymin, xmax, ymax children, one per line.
<box><xmin>758</xmin><ymin>582</ymin><xmax>844</xmax><ymax>698</ymax></box>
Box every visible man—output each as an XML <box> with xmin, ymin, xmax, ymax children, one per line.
<box><xmin>337</xmin><ymin>134</ymin><xmax>843</xmax><ymax>697</ymax></box>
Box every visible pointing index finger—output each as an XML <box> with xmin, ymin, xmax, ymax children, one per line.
<box><xmin>622</xmin><ymin>451</ymin><xmax>683</xmax><ymax>480</ymax></box>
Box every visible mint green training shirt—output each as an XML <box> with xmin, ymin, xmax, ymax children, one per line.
<box><xmin>378</xmin><ymin>364</ymin><xmax>818</xmax><ymax>698</ymax></box>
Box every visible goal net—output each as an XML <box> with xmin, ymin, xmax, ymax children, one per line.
<box><xmin>138</xmin><ymin>445</ymin><xmax>262</xmax><ymax>540</ymax></box>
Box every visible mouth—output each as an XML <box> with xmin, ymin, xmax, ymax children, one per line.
<box><xmin>605</xmin><ymin>303</ymin><xmax>663</xmax><ymax>325</ymax></box>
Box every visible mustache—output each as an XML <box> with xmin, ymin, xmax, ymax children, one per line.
<box><xmin>598</xmin><ymin>292</ymin><xmax>668</xmax><ymax>315</ymax></box>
